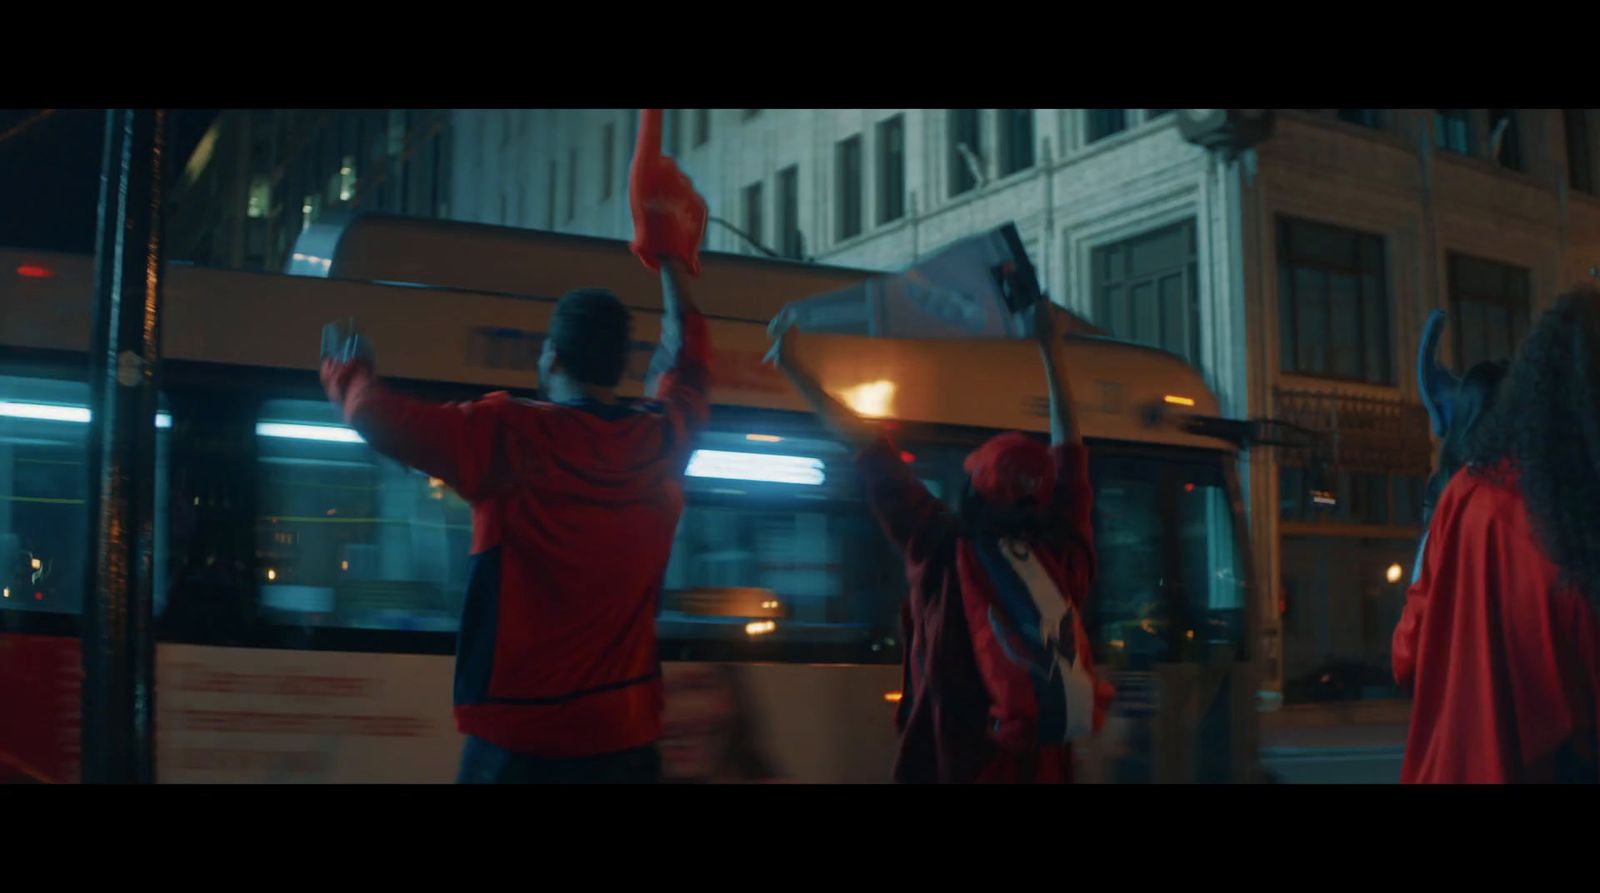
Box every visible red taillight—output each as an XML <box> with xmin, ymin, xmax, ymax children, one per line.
<box><xmin>16</xmin><ymin>264</ymin><xmax>53</xmax><ymax>279</ymax></box>
<box><xmin>900</xmin><ymin>451</ymin><xmax>916</xmax><ymax>464</ymax></box>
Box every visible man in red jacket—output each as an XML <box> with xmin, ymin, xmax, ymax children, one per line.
<box><xmin>321</xmin><ymin>110</ymin><xmax>710</xmax><ymax>783</ymax></box>
<box><xmin>1395</xmin><ymin>287</ymin><xmax>1600</xmax><ymax>784</ymax></box>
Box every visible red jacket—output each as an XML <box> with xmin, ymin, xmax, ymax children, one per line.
<box><xmin>1395</xmin><ymin>466</ymin><xmax>1600</xmax><ymax>783</ymax></box>
<box><xmin>855</xmin><ymin>437</ymin><xmax>1102</xmax><ymax>783</ymax></box>
<box><xmin>325</xmin><ymin>313</ymin><xmax>710</xmax><ymax>758</ymax></box>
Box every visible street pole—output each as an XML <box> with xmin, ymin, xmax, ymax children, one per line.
<box><xmin>81</xmin><ymin>108</ymin><xmax>168</xmax><ymax>784</ymax></box>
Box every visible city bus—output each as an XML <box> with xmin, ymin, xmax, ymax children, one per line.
<box><xmin>0</xmin><ymin>218</ymin><xmax>1265</xmax><ymax>783</ymax></box>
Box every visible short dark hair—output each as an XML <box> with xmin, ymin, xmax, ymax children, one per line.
<box><xmin>549</xmin><ymin>288</ymin><xmax>632</xmax><ymax>387</ymax></box>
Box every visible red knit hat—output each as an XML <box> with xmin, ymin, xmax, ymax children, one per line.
<box><xmin>963</xmin><ymin>431</ymin><xmax>1055</xmax><ymax>508</ymax></box>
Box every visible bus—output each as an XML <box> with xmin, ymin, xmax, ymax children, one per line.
<box><xmin>0</xmin><ymin>217</ymin><xmax>1266</xmax><ymax>783</ymax></box>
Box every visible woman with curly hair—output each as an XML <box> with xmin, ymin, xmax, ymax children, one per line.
<box><xmin>1395</xmin><ymin>287</ymin><xmax>1600</xmax><ymax>783</ymax></box>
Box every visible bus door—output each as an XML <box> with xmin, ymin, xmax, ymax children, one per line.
<box><xmin>1077</xmin><ymin>443</ymin><xmax>1261</xmax><ymax>784</ymax></box>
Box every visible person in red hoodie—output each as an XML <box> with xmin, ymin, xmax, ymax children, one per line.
<box><xmin>1395</xmin><ymin>287</ymin><xmax>1600</xmax><ymax>784</ymax></box>
<box><xmin>320</xmin><ymin>109</ymin><xmax>710</xmax><ymax>783</ymax></box>
<box><xmin>766</xmin><ymin>297</ymin><xmax>1111</xmax><ymax>783</ymax></box>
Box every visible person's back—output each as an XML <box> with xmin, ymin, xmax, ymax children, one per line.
<box><xmin>1395</xmin><ymin>287</ymin><xmax>1600</xmax><ymax>784</ymax></box>
<box><xmin>447</xmin><ymin>382</ymin><xmax>703</xmax><ymax>757</ymax></box>
<box><xmin>1395</xmin><ymin>468</ymin><xmax>1600</xmax><ymax>783</ymax></box>
<box><xmin>321</xmin><ymin>271</ymin><xmax>708</xmax><ymax>779</ymax></box>
<box><xmin>320</xmin><ymin>110</ymin><xmax>712</xmax><ymax>782</ymax></box>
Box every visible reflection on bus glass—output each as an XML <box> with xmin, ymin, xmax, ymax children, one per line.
<box><xmin>1088</xmin><ymin>452</ymin><xmax>1246</xmax><ymax>669</ymax></box>
<box><xmin>1</xmin><ymin>377</ymin><xmax>170</xmax><ymax>619</ymax></box>
<box><xmin>254</xmin><ymin>399</ymin><xmax>470</xmax><ymax>633</ymax></box>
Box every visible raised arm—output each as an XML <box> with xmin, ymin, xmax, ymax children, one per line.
<box><xmin>765</xmin><ymin>322</ymin><xmax>949</xmax><ymax>557</ymax></box>
<box><xmin>1035</xmin><ymin>296</ymin><xmax>1080</xmax><ymax>447</ymax></box>
<box><xmin>321</xmin><ymin>359</ymin><xmax>512</xmax><ymax>503</ymax></box>
<box><xmin>765</xmin><ymin>322</ymin><xmax>876</xmax><ymax>451</ymax></box>
<box><xmin>651</xmin><ymin>258</ymin><xmax>711</xmax><ymax>437</ymax></box>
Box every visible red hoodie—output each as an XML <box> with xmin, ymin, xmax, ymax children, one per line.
<box><xmin>854</xmin><ymin>436</ymin><xmax>1107</xmax><ymax>783</ymax></box>
<box><xmin>323</xmin><ymin>312</ymin><xmax>709</xmax><ymax>758</ymax></box>
<box><xmin>1395</xmin><ymin>466</ymin><xmax>1600</xmax><ymax>783</ymax></box>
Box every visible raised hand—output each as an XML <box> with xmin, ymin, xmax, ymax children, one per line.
<box><xmin>1417</xmin><ymin>309</ymin><xmax>1460</xmax><ymax>438</ymax></box>
<box><xmin>629</xmin><ymin>108</ymin><xmax>708</xmax><ymax>276</ymax></box>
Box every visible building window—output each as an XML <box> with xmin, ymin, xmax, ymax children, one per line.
<box><xmin>836</xmin><ymin>135</ymin><xmax>863</xmax><ymax>241</ymax></box>
<box><xmin>948</xmin><ymin>109</ymin><xmax>982</xmax><ymax>197</ymax></box>
<box><xmin>1448</xmin><ymin>253</ymin><xmax>1531</xmax><ymax>373</ymax></box>
<box><xmin>999</xmin><ymin>108</ymin><xmax>1035</xmax><ymax>176</ymax></box>
<box><xmin>1336</xmin><ymin>109</ymin><xmax>1383</xmax><ymax>129</ymax></box>
<box><xmin>668</xmin><ymin>108</ymin><xmax>682</xmax><ymax>158</ymax></box>
<box><xmin>778</xmin><ymin>165</ymin><xmax>802</xmax><ymax>260</ymax></box>
<box><xmin>1486</xmin><ymin>109</ymin><xmax>1523</xmax><ymax>171</ymax></box>
<box><xmin>1434</xmin><ymin>109</ymin><xmax>1471</xmax><ymax>154</ymax></box>
<box><xmin>1092</xmin><ymin>219</ymin><xmax>1201</xmax><ymax>363</ymax></box>
<box><xmin>546</xmin><ymin>161</ymin><xmax>557</xmax><ymax>229</ymax></box>
<box><xmin>1566</xmin><ymin>109</ymin><xmax>1594</xmax><ymax>194</ymax></box>
<box><xmin>566</xmin><ymin>148</ymin><xmax>577</xmax><ymax>223</ymax></box>
<box><xmin>247</xmin><ymin>175</ymin><xmax>270</xmax><ymax>219</ymax></box>
<box><xmin>694</xmin><ymin>109</ymin><xmax>710</xmax><ymax>147</ymax></box>
<box><xmin>1277</xmin><ymin>216</ymin><xmax>1392</xmax><ymax>384</ymax></box>
<box><xmin>742</xmin><ymin>181</ymin><xmax>764</xmax><ymax>253</ymax></box>
<box><xmin>602</xmin><ymin>123</ymin><xmax>615</xmax><ymax>200</ymax></box>
<box><xmin>877</xmin><ymin>115</ymin><xmax>905</xmax><ymax>225</ymax></box>
<box><xmin>301</xmin><ymin>194</ymin><xmax>318</xmax><ymax>232</ymax></box>
<box><xmin>1087</xmin><ymin>109</ymin><xmax>1128</xmax><ymax>143</ymax></box>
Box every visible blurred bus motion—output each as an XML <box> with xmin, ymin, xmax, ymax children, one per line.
<box><xmin>0</xmin><ymin>217</ymin><xmax>1266</xmax><ymax>783</ymax></box>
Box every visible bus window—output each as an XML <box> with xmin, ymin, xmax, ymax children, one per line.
<box><xmin>1</xmin><ymin>376</ymin><xmax>173</xmax><ymax>622</ymax></box>
<box><xmin>253</xmin><ymin>399</ymin><xmax>471</xmax><ymax>633</ymax></box>
<box><xmin>1089</xmin><ymin>448</ymin><xmax>1247</xmax><ymax>668</ymax></box>
<box><xmin>1088</xmin><ymin>457</ymin><xmax>1168</xmax><ymax>665</ymax></box>
<box><xmin>1</xmin><ymin>377</ymin><xmax>91</xmax><ymax>618</ymax></box>
<box><xmin>659</xmin><ymin>427</ymin><xmax>912</xmax><ymax>660</ymax></box>
<box><xmin>1177</xmin><ymin>470</ymin><xmax>1246</xmax><ymax>656</ymax></box>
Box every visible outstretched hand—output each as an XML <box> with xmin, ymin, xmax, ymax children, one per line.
<box><xmin>1417</xmin><ymin>309</ymin><xmax>1461</xmax><ymax>438</ymax></box>
<box><xmin>764</xmin><ymin>314</ymin><xmax>798</xmax><ymax>370</ymax></box>
<box><xmin>629</xmin><ymin>109</ymin><xmax>708</xmax><ymax>276</ymax></box>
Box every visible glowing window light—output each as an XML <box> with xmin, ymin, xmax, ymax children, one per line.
<box><xmin>0</xmin><ymin>402</ymin><xmax>91</xmax><ymax>423</ymax></box>
<box><xmin>255</xmin><ymin>422</ymin><xmax>365</xmax><ymax>444</ymax></box>
<box><xmin>0</xmin><ymin>403</ymin><xmax>173</xmax><ymax>428</ymax></box>
<box><xmin>266</xmin><ymin>569</ymin><xmax>277</xmax><ymax>581</ymax></box>
<box><xmin>1386</xmin><ymin>563</ymin><xmax>1404</xmax><ymax>584</ymax></box>
<box><xmin>745</xmin><ymin>433</ymin><xmax>783</xmax><ymax>443</ymax></box>
<box><xmin>745</xmin><ymin>620</ymin><xmax>777</xmax><ymax>636</ymax></box>
<box><xmin>839</xmin><ymin>380</ymin><xmax>896</xmax><ymax>418</ymax></box>
<box><xmin>1163</xmin><ymin>394</ymin><xmax>1196</xmax><ymax>407</ymax></box>
<box><xmin>883</xmin><ymin>691</ymin><xmax>903</xmax><ymax>703</ymax></box>
<box><xmin>686</xmin><ymin>450</ymin><xmax>824</xmax><ymax>486</ymax></box>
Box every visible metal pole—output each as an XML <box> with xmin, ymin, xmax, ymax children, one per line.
<box><xmin>82</xmin><ymin>108</ymin><xmax>167</xmax><ymax>784</ymax></box>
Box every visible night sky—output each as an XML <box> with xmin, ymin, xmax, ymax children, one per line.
<box><xmin>0</xmin><ymin>109</ymin><xmax>218</xmax><ymax>254</ymax></box>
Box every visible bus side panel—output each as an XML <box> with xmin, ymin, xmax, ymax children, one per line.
<box><xmin>0</xmin><ymin>634</ymin><xmax>905</xmax><ymax>784</ymax></box>
<box><xmin>155</xmin><ymin>643</ymin><xmax>460</xmax><ymax>783</ymax></box>
<box><xmin>0</xmin><ymin>633</ymin><xmax>81</xmax><ymax>784</ymax></box>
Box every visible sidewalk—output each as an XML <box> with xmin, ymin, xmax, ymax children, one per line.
<box><xmin>1259</xmin><ymin>699</ymin><xmax>1409</xmax><ymax>784</ymax></box>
